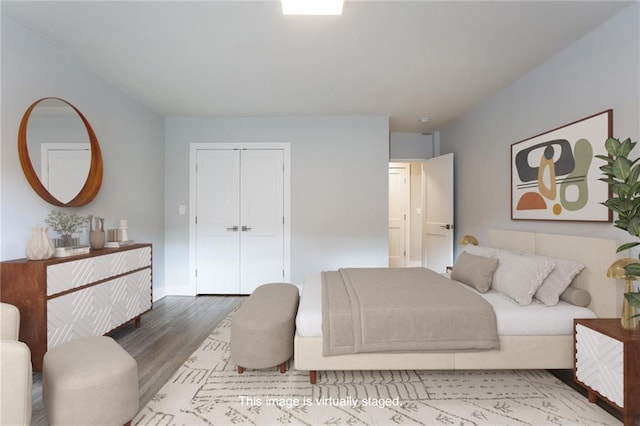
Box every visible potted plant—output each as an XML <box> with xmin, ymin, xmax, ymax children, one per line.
<box><xmin>44</xmin><ymin>210</ymin><xmax>88</xmax><ymax>247</ymax></box>
<box><xmin>597</xmin><ymin>136</ymin><xmax>640</xmax><ymax>317</ymax></box>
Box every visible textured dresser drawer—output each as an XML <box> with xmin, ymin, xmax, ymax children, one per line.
<box><xmin>47</xmin><ymin>268</ymin><xmax>152</xmax><ymax>349</ymax></box>
<box><xmin>47</xmin><ymin>246</ymin><xmax>152</xmax><ymax>295</ymax></box>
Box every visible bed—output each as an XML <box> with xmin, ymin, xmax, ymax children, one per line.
<box><xmin>293</xmin><ymin>229</ymin><xmax>625</xmax><ymax>384</ymax></box>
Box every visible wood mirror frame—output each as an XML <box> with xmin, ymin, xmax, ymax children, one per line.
<box><xmin>18</xmin><ymin>97</ymin><xmax>103</xmax><ymax>207</ymax></box>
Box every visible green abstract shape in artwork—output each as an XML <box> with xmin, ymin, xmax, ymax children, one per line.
<box><xmin>560</xmin><ymin>138</ymin><xmax>592</xmax><ymax>211</ymax></box>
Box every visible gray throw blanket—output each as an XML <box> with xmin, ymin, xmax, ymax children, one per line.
<box><xmin>322</xmin><ymin>267</ymin><xmax>500</xmax><ymax>356</ymax></box>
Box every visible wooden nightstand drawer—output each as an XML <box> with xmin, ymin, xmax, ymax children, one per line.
<box><xmin>574</xmin><ymin>318</ymin><xmax>640</xmax><ymax>426</ymax></box>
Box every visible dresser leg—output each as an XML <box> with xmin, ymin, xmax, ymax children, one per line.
<box><xmin>134</xmin><ymin>316</ymin><xmax>142</xmax><ymax>328</ymax></box>
<box><xmin>587</xmin><ymin>389</ymin><xmax>598</xmax><ymax>404</ymax></box>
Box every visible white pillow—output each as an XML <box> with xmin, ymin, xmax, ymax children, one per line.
<box><xmin>492</xmin><ymin>249</ymin><xmax>555</xmax><ymax>305</ymax></box>
<box><xmin>523</xmin><ymin>254</ymin><xmax>585</xmax><ymax>306</ymax></box>
<box><xmin>462</xmin><ymin>245</ymin><xmax>497</xmax><ymax>259</ymax></box>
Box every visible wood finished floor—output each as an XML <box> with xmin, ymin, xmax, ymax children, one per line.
<box><xmin>28</xmin><ymin>295</ymin><xmax>625</xmax><ymax>425</ymax></box>
<box><xmin>30</xmin><ymin>295</ymin><xmax>243</xmax><ymax>425</ymax></box>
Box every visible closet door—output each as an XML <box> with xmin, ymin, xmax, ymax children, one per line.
<box><xmin>195</xmin><ymin>148</ymin><xmax>284</xmax><ymax>294</ymax></box>
<box><xmin>195</xmin><ymin>149</ymin><xmax>241</xmax><ymax>294</ymax></box>
<box><xmin>240</xmin><ymin>149</ymin><xmax>284</xmax><ymax>294</ymax></box>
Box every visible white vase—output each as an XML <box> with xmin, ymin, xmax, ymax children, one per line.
<box><xmin>26</xmin><ymin>227</ymin><xmax>55</xmax><ymax>260</ymax></box>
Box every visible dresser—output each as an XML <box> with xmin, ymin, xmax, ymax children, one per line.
<box><xmin>574</xmin><ymin>318</ymin><xmax>640</xmax><ymax>426</ymax></box>
<box><xmin>0</xmin><ymin>244</ymin><xmax>152</xmax><ymax>371</ymax></box>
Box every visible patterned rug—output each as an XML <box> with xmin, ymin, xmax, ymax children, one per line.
<box><xmin>134</xmin><ymin>313</ymin><xmax>620</xmax><ymax>426</ymax></box>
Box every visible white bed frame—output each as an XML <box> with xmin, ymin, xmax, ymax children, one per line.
<box><xmin>294</xmin><ymin>229</ymin><xmax>625</xmax><ymax>383</ymax></box>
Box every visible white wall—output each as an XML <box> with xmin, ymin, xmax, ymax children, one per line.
<box><xmin>441</xmin><ymin>3</ymin><xmax>640</xmax><ymax>253</ymax></box>
<box><xmin>0</xmin><ymin>16</ymin><xmax>167</xmax><ymax>298</ymax></box>
<box><xmin>390</xmin><ymin>132</ymin><xmax>434</xmax><ymax>160</ymax></box>
<box><xmin>164</xmin><ymin>116</ymin><xmax>389</xmax><ymax>294</ymax></box>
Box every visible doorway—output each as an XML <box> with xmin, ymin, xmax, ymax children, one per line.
<box><xmin>388</xmin><ymin>162</ymin><xmax>423</xmax><ymax>267</ymax></box>
<box><xmin>389</xmin><ymin>155</ymin><xmax>455</xmax><ymax>271</ymax></box>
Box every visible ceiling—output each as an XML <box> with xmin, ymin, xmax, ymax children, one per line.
<box><xmin>2</xmin><ymin>0</ymin><xmax>633</xmax><ymax>132</ymax></box>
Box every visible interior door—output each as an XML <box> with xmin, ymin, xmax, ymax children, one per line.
<box><xmin>423</xmin><ymin>153</ymin><xmax>454</xmax><ymax>273</ymax></box>
<box><xmin>239</xmin><ymin>149</ymin><xmax>285</xmax><ymax>294</ymax></box>
<box><xmin>41</xmin><ymin>143</ymin><xmax>91</xmax><ymax>204</ymax></box>
<box><xmin>388</xmin><ymin>163</ymin><xmax>409</xmax><ymax>267</ymax></box>
<box><xmin>195</xmin><ymin>149</ymin><xmax>241</xmax><ymax>294</ymax></box>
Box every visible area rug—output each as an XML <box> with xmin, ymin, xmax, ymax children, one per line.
<box><xmin>133</xmin><ymin>313</ymin><xmax>620</xmax><ymax>426</ymax></box>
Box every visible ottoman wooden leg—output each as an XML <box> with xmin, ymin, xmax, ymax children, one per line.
<box><xmin>309</xmin><ymin>371</ymin><xmax>317</xmax><ymax>384</ymax></box>
<box><xmin>238</xmin><ymin>366</ymin><xmax>245</xmax><ymax>374</ymax></box>
<box><xmin>279</xmin><ymin>362</ymin><xmax>286</xmax><ymax>373</ymax></box>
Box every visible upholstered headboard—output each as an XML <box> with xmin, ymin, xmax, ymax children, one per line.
<box><xmin>487</xmin><ymin>229</ymin><xmax>625</xmax><ymax>319</ymax></box>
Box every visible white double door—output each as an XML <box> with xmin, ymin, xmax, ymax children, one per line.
<box><xmin>195</xmin><ymin>148</ymin><xmax>285</xmax><ymax>294</ymax></box>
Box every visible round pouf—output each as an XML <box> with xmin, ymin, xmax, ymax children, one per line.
<box><xmin>43</xmin><ymin>336</ymin><xmax>138</xmax><ymax>426</ymax></box>
<box><xmin>231</xmin><ymin>283</ymin><xmax>299</xmax><ymax>373</ymax></box>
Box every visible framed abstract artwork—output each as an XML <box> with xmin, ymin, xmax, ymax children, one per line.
<box><xmin>511</xmin><ymin>110</ymin><xmax>612</xmax><ymax>222</ymax></box>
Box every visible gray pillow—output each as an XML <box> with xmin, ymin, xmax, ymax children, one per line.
<box><xmin>451</xmin><ymin>251</ymin><xmax>499</xmax><ymax>293</ymax></box>
<box><xmin>559</xmin><ymin>287</ymin><xmax>591</xmax><ymax>307</ymax></box>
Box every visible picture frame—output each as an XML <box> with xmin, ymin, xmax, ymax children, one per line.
<box><xmin>511</xmin><ymin>110</ymin><xmax>612</xmax><ymax>222</ymax></box>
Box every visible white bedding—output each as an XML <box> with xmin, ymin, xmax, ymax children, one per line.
<box><xmin>295</xmin><ymin>272</ymin><xmax>597</xmax><ymax>337</ymax></box>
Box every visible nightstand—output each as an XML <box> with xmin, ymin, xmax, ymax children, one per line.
<box><xmin>574</xmin><ymin>318</ymin><xmax>640</xmax><ymax>426</ymax></box>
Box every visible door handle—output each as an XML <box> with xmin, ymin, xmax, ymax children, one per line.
<box><xmin>440</xmin><ymin>224</ymin><xmax>454</xmax><ymax>230</ymax></box>
<box><xmin>242</xmin><ymin>226</ymin><xmax>252</xmax><ymax>232</ymax></box>
<box><xmin>226</xmin><ymin>226</ymin><xmax>239</xmax><ymax>231</ymax></box>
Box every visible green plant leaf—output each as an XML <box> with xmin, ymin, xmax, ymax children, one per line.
<box><xmin>630</xmin><ymin>221</ymin><xmax>640</xmax><ymax>237</ymax></box>
<box><xmin>595</xmin><ymin>154</ymin><xmax>613</xmax><ymax>166</ymax></box>
<box><xmin>605</xmin><ymin>137</ymin><xmax>620</xmax><ymax>155</ymax></box>
<box><xmin>624</xmin><ymin>291</ymin><xmax>640</xmax><ymax>308</ymax></box>
<box><xmin>621</xmin><ymin>138</ymin><xmax>637</xmax><ymax>156</ymax></box>
<box><xmin>614</xmin><ymin>183</ymin><xmax>631</xmax><ymax>197</ymax></box>
<box><xmin>617</xmin><ymin>242</ymin><xmax>640</xmax><ymax>252</ymax></box>
<box><xmin>630</xmin><ymin>182</ymin><xmax>640</xmax><ymax>197</ymax></box>
<box><xmin>618</xmin><ymin>200</ymin><xmax>634</xmax><ymax>213</ymax></box>
<box><xmin>613</xmin><ymin>157</ymin><xmax>632</xmax><ymax>180</ymax></box>
<box><xmin>629</xmin><ymin>163</ymin><xmax>640</xmax><ymax>185</ymax></box>
<box><xmin>599</xmin><ymin>165</ymin><xmax>613</xmax><ymax>175</ymax></box>
<box><xmin>625</xmin><ymin>263</ymin><xmax>640</xmax><ymax>277</ymax></box>
<box><xmin>598</xmin><ymin>177</ymin><xmax>612</xmax><ymax>184</ymax></box>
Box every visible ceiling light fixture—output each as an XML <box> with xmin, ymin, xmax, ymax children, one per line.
<box><xmin>282</xmin><ymin>0</ymin><xmax>344</xmax><ymax>16</ymax></box>
<box><xmin>419</xmin><ymin>117</ymin><xmax>431</xmax><ymax>124</ymax></box>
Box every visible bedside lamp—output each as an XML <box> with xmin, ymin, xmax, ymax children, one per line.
<box><xmin>607</xmin><ymin>258</ymin><xmax>639</xmax><ymax>330</ymax></box>
<box><xmin>459</xmin><ymin>235</ymin><xmax>478</xmax><ymax>246</ymax></box>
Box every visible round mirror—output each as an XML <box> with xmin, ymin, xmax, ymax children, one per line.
<box><xmin>18</xmin><ymin>97</ymin><xmax>103</xmax><ymax>207</ymax></box>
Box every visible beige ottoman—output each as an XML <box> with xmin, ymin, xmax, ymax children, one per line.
<box><xmin>43</xmin><ymin>336</ymin><xmax>138</xmax><ymax>426</ymax></box>
<box><xmin>231</xmin><ymin>283</ymin><xmax>299</xmax><ymax>373</ymax></box>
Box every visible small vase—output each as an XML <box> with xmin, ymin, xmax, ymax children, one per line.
<box><xmin>26</xmin><ymin>227</ymin><xmax>55</xmax><ymax>260</ymax></box>
<box><xmin>621</xmin><ymin>279</ymin><xmax>639</xmax><ymax>330</ymax></box>
<box><xmin>90</xmin><ymin>230</ymin><xmax>105</xmax><ymax>249</ymax></box>
<box><xmin>89</xmin><ymin>216</ymin><xmax>105</xmax><ymax>249</ymax></box>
